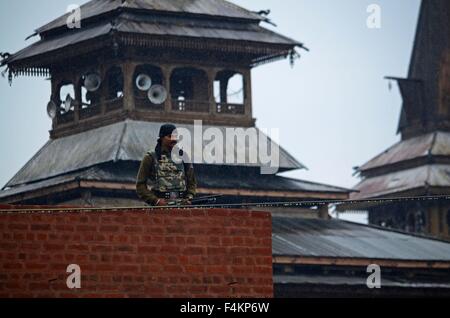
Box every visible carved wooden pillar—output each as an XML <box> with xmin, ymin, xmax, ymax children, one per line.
<box><xmin>99</xmin><ymin>64</ymin><xmax>107</xmax><ymax>115</ymax></box>
<box><xmin>123</xmin><ymin>61</ymin><xmax>136</xmax><ymax>112</ymax></box>
<box><xmin>206</xmin><ymin>68</ymin><xmax>217</xmax><ymax>115</ymax></box>
<box><xmin>50</xmin><ymin>75</ymin><xmax>59</xmax><ymax>129</ymax></box>
<box><xmin>161</xmin><ymin>64</ymin><xmax>173</xmax><ymax>113</ymax></box>
<box><xmin>74</xmin><ymin>76</ymin><xmax>81</xmax><ymax>123</ymax></box>
<box><xmin>319</xmin><ymin>205</ymin><xmax>330</xmax><ymax>220</ymax></box>
<box><xmin>243</xmin><ymin>68</ymin><xmax>253</xmax><ymax>118</ymax></box>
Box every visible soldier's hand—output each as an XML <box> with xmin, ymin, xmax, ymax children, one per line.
<box><xmin>183</xmin><ymin>200</ymin><xmax>192</xmax><ymax>206</ymax></box>
<box><xmin>156</xmin><ymin>199</ymin><xmax>168</xmax><ymax>206</ymax></box>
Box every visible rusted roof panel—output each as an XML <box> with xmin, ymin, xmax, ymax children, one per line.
<box><xmin>350</xmin><ymin>164</ymin><xmax>450</xmax><ymax>200</ymax></box>
<box><xmin>272</xmin><ymin>217</ymin><xmax>450</xmax><ymax>261</ymax></box>
<box><xmin>359</xmin><ymin>132</ymin><xmax>450</xmax><ymax>172</ymax></box>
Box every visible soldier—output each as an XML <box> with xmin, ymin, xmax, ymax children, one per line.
<box><xmin>136</xmin><ymin>124</ymin><xmax>197</xmax><ymax>206</ymax></box>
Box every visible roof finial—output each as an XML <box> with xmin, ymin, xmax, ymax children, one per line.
<box><xmin>252</xmin><ymin>9</ymin><xmax>277</xmax><ymax>27</ymax></box>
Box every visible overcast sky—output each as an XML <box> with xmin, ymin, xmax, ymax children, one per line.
<box><xmin>0</xmin><ymin>0</ymin><xmax>421</xmax><ymax>202</ymax></box>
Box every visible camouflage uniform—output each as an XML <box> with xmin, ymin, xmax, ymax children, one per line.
<box><xmin>136</xmin><ymin>149</ymin><xmax>196</xmax><ymax>206</ymax></box>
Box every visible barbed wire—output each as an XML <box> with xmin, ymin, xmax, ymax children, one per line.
<box><xmin>1</xmin><ymin>195</ymin><xmax>449</xmax><ymax>214</ymax></box>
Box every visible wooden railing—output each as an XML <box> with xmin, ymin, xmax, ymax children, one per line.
<box><xmin>172</xmin><ymin>99</ymin><xmax>210</xmax><ymax>113</ymax></box>
<box><xmin>79</xmin><ymin>104</ymin><xmax>101</xmax><ymax>120</ymax></box>
<box><xmin>57</xmin><ymin>111</ymin><xmax>75</xmax><ymax>124</ymax></box>
<box><xmin>105</xmin><ymin>97</ymin><xmax>123</xmax><ymax>112</ymax></box>
<box><xmin>135</xmin><ymin>96</ymin><xmax>164</xmax><ymax>111</ymax></box>
<box><xmin>216</xmin><ymin>102</ymin><xmax>245</xmax><ymax>115</ymax></box>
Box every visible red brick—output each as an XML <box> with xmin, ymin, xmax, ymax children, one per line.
<box><xmin>31</xmin><ymin>224</ymin><xmax>51</xmax><ymax>231</ymax></box>
<box><xmin>0</xmin><ymin>208</ymin><xmax>273</xmax><ymax>298</ymax></box>
<box><xmin>76</xmin><ymin>225</ymin><xmax>97</xmax><ymax>232</ymax></box>
<box><xmin>99</xmin><ymin>225</ymin><xmax>120</xmax><ymax>232</ymax></box>
<box><xmin>8</xmin><ymin>224</ymin><xmax>28</xmax><ymax>231</ymax></box>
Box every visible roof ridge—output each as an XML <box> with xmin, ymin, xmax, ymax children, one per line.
<box><xmin>114</xmin><ymin>121</ymin><xmax>128</xmax><ymax>162</ymax></box>
<box><xmin>278</xmin><ymin>175</ymin><xmax>354</xmax><ymax>192</ymax></box>
<box><xmin>429</xmin><ymin>131</ymin><xmax>439</xmax><ymax>157</ymax></box>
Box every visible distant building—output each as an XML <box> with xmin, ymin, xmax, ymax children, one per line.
<box><xmin>347</xmin><ymin>0</ymin><xmax>450</xmax><ymax>240</ymax></box>
<box><xmin>0</xmin><ymin>0</ymin><xmax>350</xmax><ymax>212</ymax></box>
<box><xmin>273</xmin><ymin>217</ymin><xmax>450</xmax><ymax>297</ymax></box>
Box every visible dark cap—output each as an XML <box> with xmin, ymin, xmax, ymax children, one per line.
<box><xmin>159</xmin><ymin>124</ymin><xmax>177</xmax><ymax>138</ymax></box>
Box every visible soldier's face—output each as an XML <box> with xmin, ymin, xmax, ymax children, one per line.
<box><xmin>162</xmin><ymin>133</ymin><xmax>178</xmax><ymax>150</ymax></box>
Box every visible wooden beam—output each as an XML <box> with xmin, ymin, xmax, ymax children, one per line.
<box><xmin>196</xmin><ymin>187</ymin><xmax>348</xmax><ymax>200</ymax></box>
<box><xmin>1</xmin><ymin>180</ymin><xmax>349</xmax><ymax>204</ymax></box>
<box><xmin>273</xmin><ymin>256</ymin><xmax>450</xmax><ymax>269</ymax></box>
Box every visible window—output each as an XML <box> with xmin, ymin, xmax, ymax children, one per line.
<box><xmin>171</xmin><ymin>67</ymin><xmax>208</xmax><ymax>112</ymax></box>
<box><xmin>214</xmin><ymin>70</ymin><xmax>245</xmax><ymax>114</ymax></box>
<box><xmin>105</xmin><ymin>66</ymin><xmax>124</xmax><ymax>100</ymax></box>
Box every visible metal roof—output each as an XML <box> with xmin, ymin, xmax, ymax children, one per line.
<box><xmin>5</xmin><ymin>12</ymin><xmax>300</xmax><ymax>66</ymax></box>
<box><xmin>358</xmin><ymin>132</ymin><xmax>450</xmax><ymax>172</ymax></box>
<box><xmin>272</xmin><ymin>217</ymin><xmax>450</xmax><ymax>261</ymax></box>
<box><xmin>274</xmin><ymin>274</ymin><xmax>450</xmax><ymax>288</ymax></box>
<box><xmin>0</xmin><ymin>161</ymin><xmax>351</xmax><ymax>200</ymax></box>
<box><xmin>36</xmin><ymin>0</ymin><xmax>262</xmax><ymax>35</ymax></box>
<box><xmin>350</xmin><ymin>164</ymin><xmax>450</xmax><ymax>200</ymax></box>
<box><xmin>2</xmin><ymin>120</ymin><xmax>306</xmax><ymax>189</ymax></box>
<box><xmin>115</xmin><ymin>13</ymin><xmax>299</xmax><ymax>45</ymax></box>
<box><xmin>5</xmin><ymin>23</ymin><xmax>112</xmax><ymax>65</ymax></box>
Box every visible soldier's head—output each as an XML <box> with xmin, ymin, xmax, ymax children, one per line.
<box><xmin>158</xmin><ymin>124</ymin><xmax>178</xmax><ymax>151</ymax></box>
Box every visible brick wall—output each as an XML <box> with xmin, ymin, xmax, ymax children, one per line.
<box><xmin>0</xmin><ymin>208</ymin><xmax>273</xmax><ymax>298</ymax></box>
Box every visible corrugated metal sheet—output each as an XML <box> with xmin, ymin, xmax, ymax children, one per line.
<box><xmin>3</xmin><ymin>120</ymin><xmax>306</xmax><ymax>189</ymax></box>
<box><xmin>272</xmin><ymin>217</ymin><xmax>450</xmax><ymax>261</ymax></box>
<box><xmin>359</xmin><ymin>132</ymin><xmax>450</xmax><ymax>172</ymax></box>
<box><xmin>350</xmin><ymin>164</ymin><xmax>450</xmax><ymax>199</ymax></box>
<box><xmin>0</xmin><ymin>162</ymin><xmax>351</xmax><ymax>199</ymax></box>
<box><xmin>7</xmin><ymin>23</ymin><xmax>112</xmax><ymax>64</ymax></box>
<box><xmin>274</xmin><ymin>274</ymin><xmax>450</xmax><ymax>288</ymax></box>
<box><xmin>36</xmin><ymin>0</ymin><xmax>262</xmax><ymax>35</ymax></box>
<box><xmin>116</xmin><ymin>15</ymin><xmax>299</xmax><ymax>45</ymax></box>
<box><xmin>7</xmin><ymin>14</ymin><xmax>298</xmax><ymax>65</ymax></box>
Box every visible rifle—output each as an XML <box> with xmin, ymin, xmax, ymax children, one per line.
<box><xmin>163</xmin><ymin>195</ymin><xmax>223</xmax><ymax>207</ymax></box>
<box><xmin>190</xmin><ymin>195</ymin><xmax>223</xmax><ymax>205</ymax></box>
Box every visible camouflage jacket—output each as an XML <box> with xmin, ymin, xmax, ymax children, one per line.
<box><xmin>136</xmin><ymin>149</ymin><xmax>197</xmax><ymax>205</ymax></box>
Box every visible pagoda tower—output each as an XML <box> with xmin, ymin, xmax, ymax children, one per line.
<box><xmin>349</xmin><ymin>0</ymin><xmax>450</xmax><ymax>239</ymax></box>
<box><xmin>0</xmin><ymin>0</ymin><xmax>350</xmax><ymax>213</ymax></box>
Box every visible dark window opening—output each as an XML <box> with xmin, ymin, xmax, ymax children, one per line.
<box><xmin>58</xmin><ymin>82</ymin><xmax>76</xmax><ymax>113</ymax></box>
<box><xmin>56</xmin><ymin>81</ymin><xmax>76</xmax><ymax>124</ymax></box>
<box><xmin>106</xmin><ymin>66</ymin><xmax>124</xmax><ymax>100</ymax></box>
<box><xmin>105</xmin><ymin>66</ymin><xmax>124</xmax><ymax>111</ymax></box>
<box><xmin>171</xmin><ymin>67</ymin><xmax>209</xmax><ymax>112</ymax></box>
<box><xmin>80</xmin><ymin>74</ymin><xmax>101</xmax><ymax>109</ymax></box>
